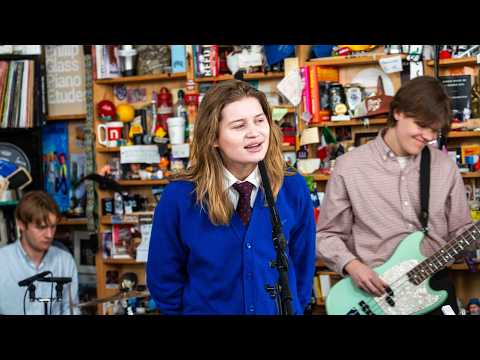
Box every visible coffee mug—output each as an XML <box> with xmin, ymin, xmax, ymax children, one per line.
<box><xmin>97</xmin><ymin>122</ymin><xmax>124</xmax><ymax>147</ymax></box>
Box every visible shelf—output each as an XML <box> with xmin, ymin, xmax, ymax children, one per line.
<box><xmin>301</xmin><ymin>173</ymin><xmax>330</xmax><ymax>181</ymax></box>
<box><xmin>47</xmin><ymin>114</ymin><xmax>86</xmax><ymax>121</ymax></box>
<box><xmin>194</xmin><ymin>71</ymin><xmax>284</xmax><ymax>83</ymax></box>
<box><xmin>448</xmin><ymin>131</ymin><xmax>480</xmax><ymax>138</ymax></box>
<box><xmin>58</xmin><ymin>218</ymin><xmax>88</xmax><ymax>226</ymax></box>
<box><xmin>101</xmin><ymin>215</ymin><xmax>139</xmax><ymax>225</ymax></box>
<box><xmin>426</xmin><ymin>57</ymin><xmax>478</xmax><ymax>67</ymax></box>
<box><xmin>117</xmin><ymin>179</ymin><xmax>170</xmax><ymax>186</ymax></box>
<box><xmin>96</xmin><ymin>146</ymin><xmax>121</xmax><ymax>153</ymax></box>
<box><xmin>461</xmin><ymin>172</ymin><xmax>480</xmax><ymax>178</ymax></box>
<box><xmin>103</xmin><ymin>259</ymin><xmax>146</xmax><ymax>265</ymax></box>
<box><xmin>282</xmin><ymin>145</ymin><xmax>295</xmax><ymax>152</ymax></box>
<box><xmin>310</xmin><ymin>118</ymin><xmax>387</xmax><ymax>128</ymax></box>
<box><xmin>95</xmin><ymin>72</ymin><xmax>187</xmax><ymax>85</ymax></box>
<box><xmin>306</xmin><ymin>54</ymin><xmax>406</xmax><ymax>67</ymax></box>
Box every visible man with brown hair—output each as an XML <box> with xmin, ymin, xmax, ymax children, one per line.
<box><xmin>0</xmin><ymin>191</ymin><xmax>79</xmax><ymax>315</ymax></box>
<box><xmin>317</xmin><ymin>76</ymin><xmax>474</xmax><ymax>315</ymax></box>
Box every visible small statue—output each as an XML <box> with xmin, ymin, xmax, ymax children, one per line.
<box><xmin>471</xmin><ymin>72</ymin><xmax>480</xmax><ymax>119</ymax></box>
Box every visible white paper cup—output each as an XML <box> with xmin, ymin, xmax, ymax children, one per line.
<box><xmin>167</xmin><ymin>117</ymin><xmax>186</xmax><ymax>145</ymax></box>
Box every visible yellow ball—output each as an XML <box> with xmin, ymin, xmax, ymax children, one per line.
<box><xmin>116</xmin><ymin>104</ymin><xmax>135</xmax><ymax>122</ymax></box>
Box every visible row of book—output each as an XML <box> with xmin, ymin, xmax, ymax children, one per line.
<box><xmin>312</xmin><ymin>271</ymin><xmax>341</xmax><ymax>305</ymax></box>
<box><xmin>300</xmin><ymin>64</ymin><xmax>339</xmax><ymax>124</ymax></box>
<box><xmin>0</xmin><ymin>60</ymin><xmax>35</xmax><ymax>128</ymax></box>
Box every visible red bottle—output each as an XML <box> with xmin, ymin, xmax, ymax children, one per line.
<box><xmin>157</xmin><ymin>87</ymin><xmax>173</xmax><ymax>132</ymax></box>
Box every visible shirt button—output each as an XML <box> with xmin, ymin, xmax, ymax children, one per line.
<box><xmin>249</xmin><ymin>306</ymin><xmax>255</xmax><ymax>312</ymax></box>
<box><xmin>404</xmin><ymin>201</ymin><xmax>408</xmax><ymax>206</ymax></box>
<box><xmin>247</xmin><ymin>272</ymin><xmax>253</xmax><ymax>279</ymax></box>
<box><xmin>246</xmin><ymin>243</ymin><xmax>252</xmax><ymax>249</ymax></box>
<box><xmin>401</xmin><ymin>176</ymin><xmax>405</xmax><ymax>181</ymax></box>
<box><xmin>383</xmin><ymin>156</ymin><xmax>387</xmax><ymax>161</ymax></box>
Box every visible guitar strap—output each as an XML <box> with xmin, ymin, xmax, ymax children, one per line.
<box><xmin>419</xmin><ymin>146</ymin><xmax>430</xmax><ymax>234</ymax></box>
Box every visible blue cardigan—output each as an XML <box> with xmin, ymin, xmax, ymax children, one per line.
<box><xmin>146</xmin><ymin>173</ymin><xmax>316</xmax><ymax>315</ymax></box>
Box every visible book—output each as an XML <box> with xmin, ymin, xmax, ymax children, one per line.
<box><xmin>439</xmin><ymin>75</ymin><xmax>471</xmax><ymax>121</ymax></box>
<box><xmin>310</xmin><ymin>64</ymin><xmax>320</xmax><ymax>124</ymax></box>
<box><xmin>0</xmin><ymin>61</ymin><xmax>9</xmax><ymax>121</ymax></box>
<box><xmin>300</xmin><ymin>66</ymin><xmax>311</xmax><ymax>116</ymax></box>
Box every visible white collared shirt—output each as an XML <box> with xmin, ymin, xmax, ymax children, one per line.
<box><xmin>223</xmin><ymin>166</ymin><xmax>261</xmax><ymax>209</ymax></box>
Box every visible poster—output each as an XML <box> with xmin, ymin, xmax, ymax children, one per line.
<box><xmin>69</xmin><ymin>153</ymin><xmax>86</xmax><ymax>217</ymax></box>
<box><xmin>45</xmin><ymin>45</ymin><xmax>86</xmax><ymax>116</ymax></box>
<box><xmin>42</xmin><ymin>122</ymin><xmax>70</xmax><ymax>213</ymax></box>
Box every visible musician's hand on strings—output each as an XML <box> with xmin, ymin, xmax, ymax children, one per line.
<box><xmin>344</xmin><ymin>259</ymin><xmax>388</xmax><ymax>297</ymax></box>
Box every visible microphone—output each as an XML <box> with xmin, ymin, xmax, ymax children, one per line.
<box><xmin>18</xmin><ymin>271</ymin><xmax>52</xmax><ymax>287</ymax></box>
<box><xmin>37</xmin><ymin>277</ymin><xmax>72</xmax><ymax>284</ymax></box>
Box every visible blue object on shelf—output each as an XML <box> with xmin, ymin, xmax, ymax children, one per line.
<box><xmin>311</xmin><ymin>45</ymin><xmax>335</xmax><ymax>58</ymax></box>
<box><xmin>264</xmin><ymin>45</ymin><xmax>296</xmax><ymax>66</ymax></box>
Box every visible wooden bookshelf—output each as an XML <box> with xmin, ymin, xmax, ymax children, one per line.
<box><xmin>103</xmin><ymin>259</ymin><xmax>146</xmax><ymax>265</ymax></box>
<box><xmin>96</xmin><ymin>146</ymin><xmax>121</xmax><ymax>153</ymax></box>
<box><xmin>95</xmin><ymin>72</ymin><xmax>187</xmax><ymax>85</ymax></box>
<box><xmin>306</xmin><ymin>54</ymin><xmax>406</xmax><ymax>67</ymax></box>
<box><xmin>426</xmin><ymin>57</ymin><xmax>478</xmax><ymax>67</ymax></box>
<box><xmin>448</xmin><ymin>131</ymin><xmax>480</xmax><ymax>138</ymax></box>
<box><xmin>47</xmin><ymin>114</ymin><xmax>86</xmax><ymax>121</ymax></box>
<box><xmin>101</xmin><ymin>215</ymin><xmax>139</xmax><ymax>225</ymax></box>
<box><xmin>310</xmin><ymin>117</ymin><xmax>388</xmax><ymax>128</ymax></box>
<box><xmin>282</xmin><ymin>145</ymin><xmax>295</xmax><ymax>152</ymax></box>
<box><xmin>117</xmin><ymin>179</ymin><xmax>170</xmax><ymax>186</ymax></box>
<box><xmin>461</xmin><ymin>172</ymin><xmax>480</xmax><ymax>178</ymax></box>
<box><xmin>194</xmin><ymin>71</ymin><xmax>284</xmax><ymax>83</ymax></box>
<box><xmin>449</xmin><ymin>263</ymin><xmax>480</xmax><ymax>271</ymax></box>
<box><xmin>58</xmin><ymin>218</ymin><xmax>88</xmax><ymax>226</ymax></box>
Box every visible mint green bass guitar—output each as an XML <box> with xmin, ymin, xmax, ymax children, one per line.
<box><xmin>326</xmin><ymin>224</ymin><xmax>479</xmax><ymax>315</ymax></box>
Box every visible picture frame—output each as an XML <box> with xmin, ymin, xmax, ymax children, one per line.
<box><xmin>354</xmin><ymin>132</ymin><xmax>377</xmax><ymax>147</ymax></box>
<box><xmin>73</xmin><ymin>231</ymin><xmax>96</xmax><ymax>274</ymax></box>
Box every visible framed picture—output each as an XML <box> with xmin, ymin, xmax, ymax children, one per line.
<box><xmin>73</xmin><ymin>231</ymin><xmax>96</xmax><ymax>274</ymax></box>
<box><xmin>354</xmin><ymin>132</ymin><xmax>377</xmax><ymax>147</ymax></box>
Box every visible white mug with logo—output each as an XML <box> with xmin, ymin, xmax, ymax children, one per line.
<box><xmin>97</xmin><ymin>122</ymin><xmax>124</xmax><ymax>147</ymax></box>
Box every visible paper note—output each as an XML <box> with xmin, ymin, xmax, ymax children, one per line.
<box><xmin>171</xmin><ymin>143</ymin><xmax>190</xmax><ymax>159</ymax></box>
<box><xmin>300</xmin><ymin>127</ymin><xmax>320</xmax><ymax>146</ymax></box>
<box><xmin>120</xmin><ymin>145</ymin><xmax>160</xmax><ymax>164</ymax></box>
<box><xmin>277</xmin><ymin>69</ymin><xmax>302</xmax><ymax>107</ymax></box>
<box><xmin>378</xmin><ymin>55</ymin><xmax>403</xmax><ymax>74</ymax></box>
<box><xmin>272</xmin><ymin>107</ymin><xmax>289</xmax><ymax>122</ymax></box>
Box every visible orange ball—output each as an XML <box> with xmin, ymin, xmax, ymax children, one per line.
<box><xmin>116</xmin><ymin>104</ymin><xmax>135</xmax><ymax>122</ymax></box>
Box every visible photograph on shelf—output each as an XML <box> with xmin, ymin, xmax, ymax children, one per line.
<box><xmin>73</xmin><ymin>231</ymin><xmax>96</xmax><ymax>274</ymax></box>
<box><xmin>354</xmin><ymin>131</ymin><xmax>377</xmax><ymax>147</ymax></box>
<box><xmin>105</xmin><ymin>270</ymin><xmax>119</xmax><ymax>289</ymax></box>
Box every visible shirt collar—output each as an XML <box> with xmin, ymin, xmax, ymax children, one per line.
<box><xmin>373</xmin><ymin>128</ymin><xmax>420</xmax><ymax>166</ymax></box>
<box><xmin>223</xmin><ymin>166</ymin><xmax>261</xmax><ymax>191</ymax></box>
<box><xmin>15</xmin><ymin>239</ymin><xmax>49</xmax><ymax>269</ymax></box>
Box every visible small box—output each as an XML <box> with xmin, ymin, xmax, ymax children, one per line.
<box><xmin>171</xmin><ymin>45</ymin><xmax>186</xmax><ymax>73</ymax></box>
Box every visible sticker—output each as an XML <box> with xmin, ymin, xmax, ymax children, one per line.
<box><xmin>127</xmin><ymin>88</ymin><xmax>147</xmax><ymax>103</ymax></box>
<box><xmin>114</xmin><ymin>85</ymin><xmax>127</xmax><ymax>101</ymax></box>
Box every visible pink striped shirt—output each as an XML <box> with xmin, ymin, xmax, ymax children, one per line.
<box><xmin>316</xmin><ymin>131</ymin><xmax>473</xmax><ymax>275</ymax></box>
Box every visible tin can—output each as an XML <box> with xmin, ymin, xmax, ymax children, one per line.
<box><xmin>329</xmin><ymin>83</ymin><xmax>347</xmax><ymax>115</ymax></box>
<box><xmin>114</xmin><ymin>192</ymin><xmax>124</xmax><ymax>216</ymax></box>
<box><xmin>318</xmin><ymin>81</ymin><xmax>331</xmax><ymax>111</ymax></box>
<box><xmin>102</xmin><ymin>198</ymin><xmax>113</xmax><ymax>216</ymax></box>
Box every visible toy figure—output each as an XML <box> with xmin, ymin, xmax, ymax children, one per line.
<box><xmin>471</xmin><ymin>71</ymin><xmax>480</xmax><ymax>119</ymax></box>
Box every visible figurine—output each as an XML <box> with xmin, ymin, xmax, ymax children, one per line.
<box><xmin>471</xmin><ymin>72</ymin><xmax>480</xmax><ymax>119</ymax></box>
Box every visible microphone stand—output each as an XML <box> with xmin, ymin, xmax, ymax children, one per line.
<box><xmin>258</xmin><ymin>160</ymin><xmax>293</xmax><ymax>315</ymax></box>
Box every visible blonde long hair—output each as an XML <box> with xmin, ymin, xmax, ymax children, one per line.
<box><xmin>175</xmin><ymin>80</ymin><xmax>288</xmax><ymax>225</ymax></box>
